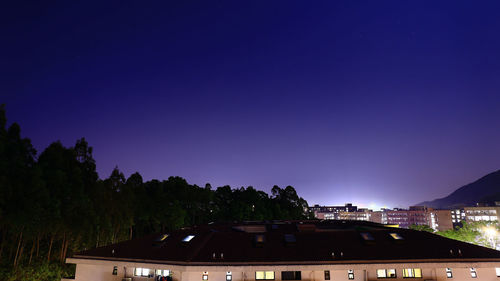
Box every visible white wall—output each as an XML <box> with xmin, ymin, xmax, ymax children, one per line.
<box><xmin>67</xmin><ymin>258</ymin><xmax>500</xmax><ymax>281</ymax></box>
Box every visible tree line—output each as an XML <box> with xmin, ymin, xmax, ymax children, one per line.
<box><xmin>0</xmin><ymin>105</ymin><xmax>310</xmax><ymax>279</ymax></box>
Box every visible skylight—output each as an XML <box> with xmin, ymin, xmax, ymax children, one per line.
<box><xmin>157</xmin><ymin>234</ymin><xmax>169</xmax><ymax>241</ymax></box>
<box><xmin>284</xmin><ymin>234</ymin><xmax>296</xmax><ymax>243</ymax></box>
<box><xmin>389</xmin><ymin>233</ymin><xmax>404</xmax><ymax>240</ymax></box>
<box><xmin>255</xmin><ymin>234</ymin><xmax>266</xmax><ymax>243</ymax></box>
<box><xmin>360</xmin><ymin>232</ymin><xmax>375</xmax><ymax>241</ymax></box>
<box><xmin>182</xmin><ymin>235</ymin><xmax>195</xmax><ymax>242</ymax></box>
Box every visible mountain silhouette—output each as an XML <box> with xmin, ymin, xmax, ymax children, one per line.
<box><xmin>418</xmin><ymin>170</ymin><xmax>500</xmax><ymax>209</ymax></box>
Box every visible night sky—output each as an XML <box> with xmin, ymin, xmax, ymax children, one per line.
<box><xmin>2</xmin><ymin>1</ymin><xmax>500</xmax><ymax>209</ymax></box>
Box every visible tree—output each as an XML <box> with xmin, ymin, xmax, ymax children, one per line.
<box><xmin>409</xmin><ymin>224</ymin><xmax>434</xmax><ymax>233</ymax></box>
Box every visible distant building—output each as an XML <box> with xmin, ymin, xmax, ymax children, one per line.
<box><xmin>338</xmin><ymin>208</ymin><xmax>372</xmax><ymax>221</ymax></box>
<box><xmin>432</xmin><ymin>209</ymin><xmax>454</xmax><ymax>232</ymax></box>
<box><xmin>311</xmin><ymin>203</ymin><xmax>358</xmax><ymax>220</ymax></box>
<box><xmin>451</xmin><ymin>209</ymin><xmax>466</xmax><ymax>225</ymax></box>
<box><xmin>465</xmin><ymin>206</ymin><xmax>500</xmax><ymax>223</ymax></box>
<box><xmin>311</xmin><ymin>204</ymin><xmax>453</xmax><ymax>231</ymax></box>
<box><xmin>385</xmin><ymin>209</ymin><xmax>410</xmax><ymax>228</ymax></box>
<box><xmin>64</xmin><ymin>220</ymin><xmax>500</xmax><ymax>281</ymax></box>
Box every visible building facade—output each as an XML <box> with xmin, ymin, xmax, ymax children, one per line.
<box><xmin>465</xmin><ymin>206</ymin><xmax>500</xmax><ymax>223</ymax></box>
<box><xmin>64</xmin><ymin>221</ymin><xmax>500</xmax><ymax>281</ymax></box>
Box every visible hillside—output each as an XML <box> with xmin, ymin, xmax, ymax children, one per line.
<box><xmin>418</xmin><ymin>170</ymin><xmax>500</xmax><ymax>208</ymax></box>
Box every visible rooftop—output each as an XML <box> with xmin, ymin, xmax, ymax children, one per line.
<box><xmin>73</xmin><ymin>220</ymin><xmax>500</xmax><ymax>265</ymax></box>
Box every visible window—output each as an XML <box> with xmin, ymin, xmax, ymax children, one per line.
<box><xmin>324</xmin><ymin>270</ymin><xmax>330</xmax><ymax>280</ymax></box>
<box><xmin>284</xmin><ymin>234</ymin><xmax>297</xmax><ymax>243</ymax></box>
<box><xmin>281</xmin><ymin>271</ymin><xmax>301</xmax><ymax>280</ymax></box>
<box><xmin>256</xmin><ymin>271</ymin><xmax>275</xmax><ymax>280</ymax></box>
<box><xmin>402</xmin><ymin>268</ymin><xmax>421</xmax><ymax>278</ymax></box>
<box><xmin>377</xmin><ymin>269</ymin><xmax>396</xmax><ymax>278</ymax></box>
<box><xmin>135</xmin><ymin>268</ymin><xmax>151</xmax><ymax>277</ymax></box>
<box><xmin>255</xmin><ymin>234</ymin><xmax>266</xmax><ymax>243</ymax></box>
<box><xmin>348</xmin><ymin>269</ymin><xmax>354</xmax><ymax>280</ymax></box>
<box><xmin>389</xmin><ymin>233</ymin><xmax>404</xmax><ymax>240</ymax></box>
<box><xmin>470</xmin><ymin>268</ymin><xmax>477</xmax><ymax>278</ymax></box>
<box><xmin>446</xmin><ymin>268</ymin><xmax>452</xmax><ymax>278</ymax></box>
<box><xmin>226</xmin><ymin>272</ymin><xmax>232</xmax><ymax>281</ymax></box>
<box><xmin>360</xmin><ymin>232</ymin><xmax>375</xmax><ymax>241</ymax></box>
<box><xmin>156</xmin><ymin>270</ymin><xmax>170</xmax><ymax>277</ymax></box>
<box><xmin>377</xmin><ymin>269</ymin><xmax>387</xmax><ymax>278</ymax></box>
<box><xmin>202</xmin><ymin>272</ymin><xmax>208</xmax><ymax>280</ymax></box>
<box><xmin>496</xmin><ymin>268</ymin><xmax>500</xmax><ymax>277</ymax></box>
<box><xmin>183</xmin><ymin>235</ymin><xmax>195</xmax><ymax>242</ymax></box>
<box><xmin>112</xmin><ymin>266</ymin><xmax>118</xmax><ymax>275</ymax></box>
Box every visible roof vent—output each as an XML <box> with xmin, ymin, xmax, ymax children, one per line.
<box><xmin>297</xmin><ymin>224</ymin><xmax>316</xmax><ymax>232</ymax></box>
<box><xmin>458</xmin><ymin>249</ymin><xmax>462</xmax><ymax>256</ymax></box>
<box><xmin>220</xmin><ymin>253</ymin><xmax>224</xmax><ymax>259</ymax></box>
<box><xmin>449</xmin><ymin>249</ymin><xmax>453</xmax><ymax>255</ymax></box>
<box><xmin>212</xmin><ymin>253</ymin><xmax>216</xmax><ymax>259</ymax></box>
<box><xmin>233</xmin><ymin>225</ymin><xmax>266</xmax><ymax>233</ymax></box>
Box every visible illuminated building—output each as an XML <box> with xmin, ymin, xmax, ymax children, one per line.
<box><xmin>465</xmin><ymin>206</ymin><xmax>500</xmax><ymax>223</ymax></box>
<box><xmin>64</xmin><ymin>220</ymin><xmax>500</xmax><ymax>281</ymax></box>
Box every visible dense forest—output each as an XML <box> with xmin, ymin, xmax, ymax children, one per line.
<box><xmin>0</xmin><ymin>105</ymin><xmax>311</xmax><ymax>280</ymax></box>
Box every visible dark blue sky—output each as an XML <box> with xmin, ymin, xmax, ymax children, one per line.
<box><xmin>2</xmin><ymin>1</ymin><xmax>500</xmax><ymax>208</ymax></box>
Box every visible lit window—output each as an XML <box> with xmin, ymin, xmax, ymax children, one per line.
<box><xmin>496</xmin><ymin>268</ymin><xmax>500</xmax><ymax>277</ymax></box>
<box><xmin>324</xmin><ymin>270</ymin><xmax>330</xmax><ymax>280</ymax></box>
<box><xmin>112</xmin><ymin>266</ymin><xmax>118</xmax><ymax>275</ymax></box>
<box><xmin>389</xmin><ymin>233</ymin><xmax>404</xmax><ymax>240</ymax></box>
<box><xmin>156</xmin><ymin>269</ymin><xmax>170</xmax><ymax>277</ymax></box>
<box><xmin>135</xmin><ymin>268</ymin><xmax>151</xmax><ymax>277</ymax></box>
<box><xmin>377</xmin><ymin>269</ymin><xmax>396</xmax><ymax>278</ymax></box>
<box><xmin>256</xmin><ymin>271</ymin><xmax>275</xmax><ymax>280</ymax></box>
<box><xmin>446</xmin><ymin>268</ymin><xmax>452</xmax><ymax>278</ymax></box>
<box><xmin>183</xmin><ymin>235</ymin><xmax>195</xmax><ymax>242</ymax></box>
<box><xmin>403</xmin><ymin>268</ymin><xmax>421</xmax><ymax>278</ymax></box>
<box><xmin>226</xmin><ymin>272</ymin><xmax>232</xmax><ymax>281</ymax></box>
<box><xmin>348</xmin><ymin>269</ymin><xmax>354</xmax><ymax>280</ymax></box>
<box><xmin>281</xmin><ymin>271</ymin><xmax>301</xmax><ymax>280</ymax></box>
<box><xmin>377</xmin><ymin>269</ymin><xmax>387</xmax><ymax>278</ymax></box>
<box><xmin>470</xmin><ymin>268</ymin><xmax>477</xmax><ymax>278</ymax></box>
<box><xmin>202</xmin><ymin>271</ymin><xmax>208</xmax><ymax>280</ymax></box>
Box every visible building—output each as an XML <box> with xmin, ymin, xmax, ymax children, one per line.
<box><xmin>379</xmin><ymin>206</ymin><xmax>453</xmax><ymax>231</ymax></box>
<box><xmin>451</xmin><ymin>209</ymin><xmax>466</xmax><ymax>226</ymax></box>
<box><xmin>465</xmin><ymin>206</ymin><xmax>500</xmax><ymax>223</ymax></box>
<box><xmin>384</xmin><ymin>209</ymin><xmax>410</xmax><ymax>228</ymax></box>
<box><xmin>337</xmin><ymin>209</ymin><xmax>372</xmax><ymax>221</ymax></box>
<box><xmin>64</xmin><ymin>220</ymin><xmax>500</xmax><ymax>281</ymax></box>
<box><xmin>432</xmin><ymin>209</ymin><xmax>453</xmax><ymax>232</ymax></box>
<box><xmin>310</xmin><ymin>204</ymin><xmax>358</xmax><ymax>220</ymax></box>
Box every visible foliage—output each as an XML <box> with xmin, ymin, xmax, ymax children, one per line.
<box><xmin>0</xmin><ymin>105</ymin><xmax>310</xmax><ymax>280</ymax></box>
<box><xmin>0</xmin><ymin>262</ymin><xmax>74</xmax><ymax>281</ymax></box>
<box><xmin>437</xmin><ymin>221</ymin><xmax>500</xmax><ymax>249</ymax></box>
<box><xmin>409</xmin><ymin>224</ymin><xmax>434</xmax><ymax>233</ymax></box>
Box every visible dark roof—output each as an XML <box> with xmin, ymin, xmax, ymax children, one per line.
<box><xmin>73</xmin><ymin>220</ymin><xmax>500</xmax><ymax>265</ymax></box>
